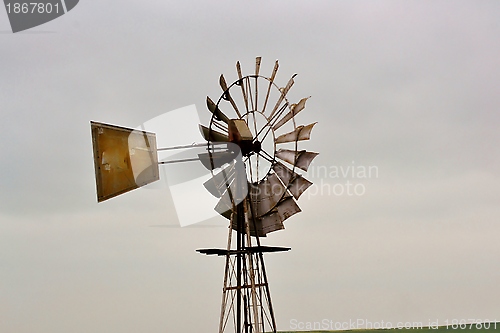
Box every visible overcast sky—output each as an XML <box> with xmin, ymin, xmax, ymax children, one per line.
<box><xmin>1</xmin><ymin>1</ymin><xmax>499</xmax><ymax>332</ymax></box>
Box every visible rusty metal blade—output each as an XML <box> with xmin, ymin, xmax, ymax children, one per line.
<box><xmin>295</xmin><ymin>151</ymin><xmax>319</xmax><ymax>171</ymax></box>
<box><xmin>219</xmin><ymin>74</ymin><xmax>228</xmax><ymax>92</ymax></box>
<box><xmin>236</xmin><ymin>201</ymin><xmax>282</xmax><ymax>237</ymax></box>
<box><xmin>270</xmin><ymin>59</ymin><xmax>279</xmax><ymax>81</ymax></box>
<box><xmin>275</xmin><ymin>149</ymin><xmax>296</xmax><ymax>166</ymax></box>
<box><xmin>219</xmin><ymin>75</ymin><xmax>242</xmax><ymax>118</ymax></box>
<box><xmin>288</xmin><ymin>175</ymin><xmax>313</xmax><ymax>199</ymax></box>
<box><xmin>249</xmin><ymin>173</ymin><xmax>287</xmax><ymax>217</ymax></box>
<box><xmin>251</xmin><ymin>196</ymin><xmax>300</xmax><ymax>235</ymax></box>
<box><xmin>272</xmin><ymin>97</ymin><xmax>310</xmax><ymax>131</ymax></box>
<box><xmin>199</xmin><ymin>124</ymin><xmax>229</xmax><ymax>142</ymax></box>
<box><xmin>275</xmin><ymin>149</ymin><xmax>319</xmax><ymax>171</ymax></box>
<box><xmin>203</xmin><ymin>163</ymin><xmax>235</xmax><ymax>198</ymax></box>
<box><xmin>269</xmin><ymin>77</ymin><xmax>294</xmax><ymax>119</ymax></box>
<box><xmin>215</xmin><ymin>190</ymin><xmax>234</xmax><ymax>220</ymax></box>
<box><xmin>258</xmin><ymin>211</ymin><xmax>284</xmax><ymax>235</ymax></box>
<box><xmin>255</xmin><ymin>56</ymin><xmax>261</xmax><ymax>76</ymax></box>
<box><xmin>272</xmin><ymin>162</ymin><xmax>313</xmax><ymax>199</ymax></box>
<box><xmin>198</xmin><ymin>150</ymin><xmax>236</xmax><ymax>170</ymax></box>
<box><xmin>261</xmin><ymin>59</ymin><xmax>279</xmax><ymax>114</ymax></box>
<box><xmin>206</xmin><ymin>96</ymin><xmax>229</xmax><ymax>124</ymax></box>
<box><xmin>275</xmin><ymin>122</ymin><xmax>317</xmax><ymax>144</ymax></box>
<box><xmin>272</xmin><ymin>162</ymin><xmax>294</xmax><ymax>186</ymax></box>
<box><xmin>236</xmin><ymin>61</ymin><xmax>249</xmax><ymax>113</ymax></box>
<box><xmin>275</xmin><ymin>196</ymin><xmax>301</xmax><ymax>222</ymax></box>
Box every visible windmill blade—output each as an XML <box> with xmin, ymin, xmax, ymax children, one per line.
<box><xmin>275</xmin><ymin>149</ymin><xmax>319</xmax><ymax>172</ymax></box>
<box><xmin>245</xmin><ymin>203</ymin><xmax>283</xmax><ymax>237</ymax></box>
<box><xmin>272</xmin><ymin>162</ymin><xmax>313</xmax><ymax>199</ymax></box>
<box><xmin>275</xmin><ymin>122</ymin><xmax>317</xmax><ymax>144</ymax></box>
<box><xmin>275</xmin><ymin>196</ymin><xmax>301</xmax><ymax>221</ymax></box>
<box><xmin>261</xmin><ymin>60</ymin><xmax>279</xmax><ymax>114</ymax></box>
<box><xmin>214</xmin><ymin>189</ymin><xmax>234</xmax><ymax>220</ymax></box>
<box><xmin>214</xmin><ymin>176</ymin><xmax>247</xmax><ymax>220</ymax></box>
<box><xmin>294</xmin><ymin>151</ymin><xmax>319</xmax><ymax>172</ymax></box>
<box><xmin>287</xmin><ymin>175</ymin><xmax>313</xmax><ymax>200</ymax></box>
<box><xmin>219</xmin><ymin>75</ymin><xmax>242</xmax><ymax>118</ymax></box>
<box><xmin>255</xmin><ymin>56</ymin><xmax>262</xmax><ymax>76</ymax></box>
<box><xmin>199</xmin><ymin>124</ymin><xmax>229</xmax><ymax>142</ymax></box>
<box><xmin>203</xmin><ymin>163</ymin><xmax>235</xmax><ymax>198</ymax></box>
<box><xmin>269</xmin><ymin>76</ymin><xmax>295</xmax><ymax>119</ymax></box>
<box><xmin>236</xmin><ymin>61</ymin><xmax>249</xmax><ymax>112</ymax></box>
<box><xmin>250</xmin><ymin>196</ymin><xmax>301</xmax><ymax>236</ymax></box>
<box><xmin>257</xmin><ymin>211</ymin><xmax>284</xmax><ymax>236</ymax></box>
<box><xmin>206</xmin><ymin>96</ymin><xmax>230</xmax><ymax>124</ymax></box>
<box><xmin>272</xmin><ymin>97</ymin><xmax>310</xmax><ymax>131</ymax></box>
<box><xmin>272</xmin><ymin>161</ymin><xmax>294</xmax><ymax>185</ymax></box>
<box><xmin>198</xmin><ymin>150</ymin><xmax>237</xmax><ymax>170</ymax></box>
<box><xmin>249</xmin><ymin>173</ymin><xmax>287</xmax><ymax>217</ymax></box>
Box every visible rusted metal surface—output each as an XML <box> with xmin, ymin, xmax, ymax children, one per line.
<box><xmin>272</xmin><ymin>162</ymin><xmax>294</xmax><ymax>186</ymax></box>
<box><xmin>275</xmin><ymin>196</ymin><xmax>301</xmax><ymax>221</ymax></box>
<box><xmin>269</xmin><ymin>76</ymin><xmax>294</xmax><ymax>119</ymax></box>
<box><xmin>275</xmin><ymin>122</ymin><xmax>317</xmax><ymax>144</ymax></box>
<box><xmin>261</xmin><ymin>59</ymin><xmax>279</xmax><ymax>114</ymax></box>
<box><xmin>272</xmin><ymin>162</ymin><xmax>313</xmax><ymax>199</ymax></box>
<box><xmin>215</xmin><ymin>191</ymin><xmax>234</xmax><ymax>220</ymax></box>
<box><xmin>258</xmin><ymin>210</ymin><xmax>285</xmax><ymax>235</ymax></box>
<box><xmin>91</xmin><ymin>121</ymin><xmax>159</xmax><ymax>203</ymax></box>
<box><xmin>207</xmin><ymin>96</ymin><xmax>230</xmax><ymax>123</ymax></box>
<box><xmin>294</xmin><ymin>151</ymin><xmax>319</xmax><ymax>171</ymax></box>
<box><xmin>236</xmin><ymin>61</ymin><xmax>249</xmax><ymax>113</ymax></box>
<box><xmin>275</xmin><ymin>149</ymin><xmax>319</xmax><ymax>172</ymax></box>
<box><xmin>229</xmin><ymin>119</ymin><xmax>253</xmax><ymax>142</ymax></box>
<box><xmin>249</xmin><ymin>174</ymin><xmax>286</xmax><ymax>217</ymax></box>
<box><xmin>220</xmin><ymin>74</ymin><xmax>242</xmax><ymax>118</ymax></box>
<box><xmin>198</xmin><ymin>150</ymin><xmax>237</xmax><ymax>170</ymax></box>
<box><xmin>273</xmin><ymin>96</ymin><xmax>310</xmax><ymax>131</ymax></box>
<box><xmin>288</xmin><ymin>175</ymin><xmax>313</xmax><ymax>200</ymax></box>
<box><xmin>228</xmin><ymin>119</ymin><xmax>254</xmax><ymax>156</ymax></box>
<box><xmin>203</xmin><ymin>163</ymin><xmax>235</xmax><ymax>198</ymax></box>
<box><xmin>274</xmin><ymin>149</ymin><xmax>296</xmax><ymax>166</ymax></box>
<box><xmin>199</xmin><ymin>124</ymin><xmax>229</xmax><ymax>142</ymax></box>
<box><xmin>255</xmin><ymin>56</ymin><xmax>262</xmax><ymax>76</ymax></box>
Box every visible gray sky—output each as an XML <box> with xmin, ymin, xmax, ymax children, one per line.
<box><xmin>1</xmin><ymin>1</ymin><xmax>499</xmax><ymax>332</ymax></box>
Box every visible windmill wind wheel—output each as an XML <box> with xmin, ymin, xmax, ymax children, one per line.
<box><xmin>200</xmin><ymin>57</ymin><xmax>318</xmax><ymax>237</ymax></box>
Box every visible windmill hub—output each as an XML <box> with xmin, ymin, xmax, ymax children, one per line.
<box><xmin>252</xmin><ymin>140</ymin><xmax>262</xmax><ymax>155</ymax></box>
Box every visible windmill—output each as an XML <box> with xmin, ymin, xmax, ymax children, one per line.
<box><xmin>197</xmin><ymin>57</ymin><xmax>318</xmax><ymax>333</ymax></box>
<box><xmin>90</xmin><ymin>57</ymin><xmax>318</xmax><ymax>333</ymax></box>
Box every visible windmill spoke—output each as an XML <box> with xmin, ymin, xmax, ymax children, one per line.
<box><xmin>246</xmin><ymin>77</ymin><xmax>255</xmax><ymax>112</ymax></box>
<box><xmin>256</xmin><ymin>150</ymin><xmax>274</xmax><ymax>164</ymax></box>
<box><xmin>213</xmin><ymin>121</ymin><xmax>228</xmax><ymax>133</ymax></box>
<box><xmin>255</xmin><ymin>102</ymin><xmax>289</xmax><ymax>143</ymax></box>
<box><xmin>269</xmin><ymin>76</ymin><xmax>294</xmax><ymax>120</ymax></box>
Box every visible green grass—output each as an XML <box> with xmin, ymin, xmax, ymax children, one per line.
<box><xmin>279</xmin><ymin>322</ymin><xmax>500</xmax><ymax>333</ymax></box>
